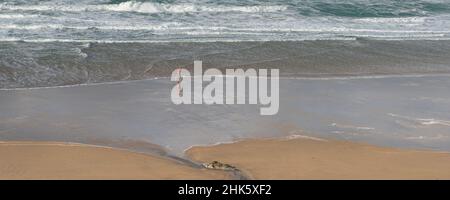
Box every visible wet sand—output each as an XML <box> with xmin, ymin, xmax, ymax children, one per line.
<box><xmin>187</xmin><ymin>137</ymin><xmax>450</xmax><ymax>180</ymax></box>
<box><xmin>2</xmin><ymin>76</ymin><xmax>450</xmax><ymax>156</ymax></box>
<box><xmin>2</xmin><ymin>138</ymin><xmax>450</xmax><ymax>179</ymax></box>
<box><xmin>0</xmin><ymin>141</ymin><xmax>230</xmax><ymax>180</ymax></box>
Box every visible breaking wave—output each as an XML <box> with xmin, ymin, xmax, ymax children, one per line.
<box><xmin>0</xmin><ymin>1</ymin><xmax>287</xmax><ymax>13</ymax></box>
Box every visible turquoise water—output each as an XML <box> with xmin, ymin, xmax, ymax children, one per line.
<box><xmin>1</xmin><ymin>0</ymin><xmax>450</xmax><ymax>42</ymax></box>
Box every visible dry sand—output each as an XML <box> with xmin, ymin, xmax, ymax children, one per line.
<box><xmin>2</xmin><ymin>138</ymin><xmax>450</xmax><ymax>180</ymax></box>
<box><xmin>0</xmin><ymin>141</ymin><xmax>230</xmax><ymax>180</ymax></box>
<box><xmin>187</xmin><ymin>137</ymin><xmax>450</xmax><ymax>179</ymax></box>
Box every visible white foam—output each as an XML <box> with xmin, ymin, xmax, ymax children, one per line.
<box><xmin>405</xmin><ymin>135</ymin><xmax>448</xmax><ymax>140</ymax></box>
<box><xmin>0</xmin><ymin>24</ymin><xmax>72</xmax><ymax>30</ymax></box>
<box><xmin>355</xmin><ymin>17</ymin><xmax>427</xmax><ymax>24</ymax></box>
<box><xmin>0</xmin><ymin>2</ymin><xmax>287</xmax><ymax>13</ymax></box>
<box><xmin>224</xmin><ymin>27</ymin><xmax>450</xmax><ymax>34</ymax></box>
<box><xmin>1</xmin><ymin>23</ymin><xmax>449</xmax><ymax>42</ymax></box>
<box><xmin>388</xmin><ymin>113</ymin><xmax>450</xmax><ymax>127</ymax></box>
<box><xmin>107</xmin><ymin>2</ymin><xmax>288</xmax><ymax>13</ymax></box>
<box><xmin>6</xmin><ymin>24</ymin><xmax>440</xmax><ymax>34</ymax></box>
<box><xmin>420</xmin><ymin>119</ymin><xmax>450</xmax><ymax>126</ymax></box>
<box><xmin>0</xmin><ymin>38</ymin><xmax>173</xmax><ymax>43</ymax></box>
<box><xmin>0</xmin><ymin>13</ymin><xmax>38</xmax><ymax>19</ymax></box>
<box><xmin>331</xmin><ymin>123</ymin><xmax>375</xmax><ymax>131</ymax></box>
<box><xmin>0</xmin><ymin>37</ymin><xmax>358</xmax><ymax>43</ymax></box>
<box><xmin>285</xmin><ymin>134</ymin><xmax>328</xmax><ymax>142</ymax></box>
<box><xmin>0</xmin><ymin>76</ymin><xmax>167</xmax><ymax>91</ymax></box>
<box><xmin>2</xmin><ymin>73</ymin><xmax>450</xmax><ymax>91</ymax></box>
<box><xmin>0</xmin><ymin>24</ymin><xmax>174</xmax><ymax>31</ymax></box>
<box><xmin>285</xmin><ymin>73</ymin><xmax>450</xmax><ymax>80</ymax></box>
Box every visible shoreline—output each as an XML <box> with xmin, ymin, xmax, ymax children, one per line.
<box><xmin>2</xmin><ymin>137</ymin><xmax>450</xmax><ymax>179</ymax></box>
<box><xmin>2</xmin><ymin>72</ymin><xmax>450</xmax><ymax>91</ymax></box>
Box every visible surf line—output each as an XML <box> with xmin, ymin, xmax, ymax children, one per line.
<box><xmin>170</xmin><ymin>60</ymin><xmax>279</xmax><ymax>115</ymax></box>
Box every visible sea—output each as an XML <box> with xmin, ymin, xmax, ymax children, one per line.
<box><xmin>1</xmin><ymin>0</ymin><xmax>450</xmax><ymax>43</ymax></box>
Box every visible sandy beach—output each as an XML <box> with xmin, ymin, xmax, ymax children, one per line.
<box><xmin>0</xmin><ymin>141</ymin><xmax>230</xmax><ymax>180</ymax></box>
<box><xmin>2</xmin><ymin>138</ymin><xmax>450</xmax><ymax>180</ymax></box>
<box><xmin>187</xmin><ymin>137</ymin><xmax>450</xmax><ymax>180</ymax></box>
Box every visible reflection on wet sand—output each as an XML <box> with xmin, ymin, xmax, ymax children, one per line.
<box><xmin>1</xmin><ymin>75</ymin><xmax>450</xmax><ymax>157</ymax></box>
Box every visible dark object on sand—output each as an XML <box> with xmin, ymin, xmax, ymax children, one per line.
<box><xmin>202</xmin><ymin>161</ymin><xmax>237</xmax><ymax>171</ymax></box>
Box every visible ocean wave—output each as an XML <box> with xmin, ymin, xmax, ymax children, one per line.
<box><xmin>0</xmin><ymin>37</ymin><xmax>355</xmax><ymax>43</ymax></box>
<box><xmin>0</xmin><ymin>38</ymin><xmax>173</xmax><ymax>43</ymax></box>
<box><xmin>0</xmin><ymin>24</ymin><xmax>175</xmax><ymax>31</ymax></box>
<box><xmin>0</xmin><ymin>76</ymin><xmax>166</xmax><ymax>91</ymax></box>
<box><xmin>285</xmin><ymin>134</ymin><xmax>328</xmax><ymax>142</ymax></box>
<box><xmin>4</xmin><ymin>36</ymin><xmax>450</xmax><ymax>44</ymax></box>
<box><xmin>0</xmin><ymin>13</ymin><xmax>38</xmax><ymax>19</ymax></box>
<box><xmin>0</xmin><ymin>1</ymin><xmax>287</xmax><ymax>13</ymax></box>
<box><xmin>153</xmin><ymin>25</ymin><xmax>450</xmax><ymax>34</ymax></box>
<box><xmin>2</xmin><ymin>1</ymin><xmax>450</xmax><ymax>42</ymax></box>
<box><xmin>354</xmin><ymin>17</ymin><xmax>427</xmax><ymax>24</ymax></box>
<box><xmin>307</xmin><ymin>0</ymin><xmax>450</xmax><ymax>17</ymax></box>
<box><xmin>3</xmin><ymin>23</ymin><xmax>450</xmax><ymax>37</ymax></box>
<box><xmin>330</xmin><ymin>123</ymin><xmax>375</xmax><ymax>131</ymax></box>
<box><xmin>405</xmin><ymin>135</ymin><xmax>448</xmax><ymax>140</ymax></box>
<box><xmin>388</xmin><ymin>113</ymin><xmax>450</xmax><ymax>127</ymax></box>
<box><xmin>106</xmin><ymin>1</ymin><xmax>288</xmax><ymax>13</ymax></box>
